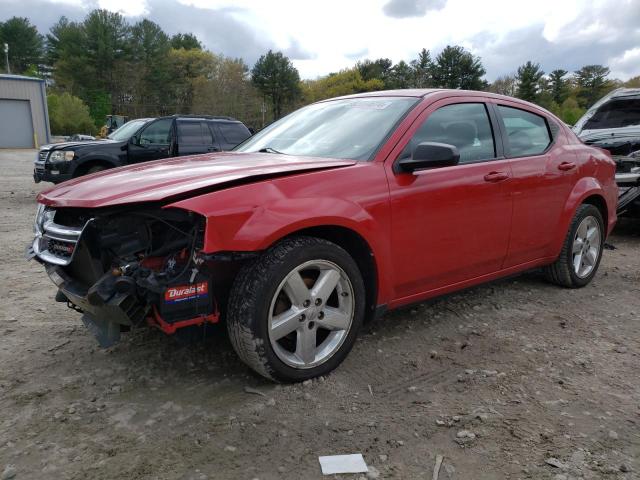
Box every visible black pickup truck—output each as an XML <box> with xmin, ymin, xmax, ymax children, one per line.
<box><xmin>34</xmin><ymin>115</ymin><xmax>252</xmax><ymax>184</ymax></box>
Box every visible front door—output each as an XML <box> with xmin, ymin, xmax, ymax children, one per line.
<box><xmin>128</xmin><ymin>118</ymin><xmax>174</xmax><ymax>163</ymax></box>
<box><xmin>385</xmin><ymin>98</ymin><xmax>513</xmax><ymax>301</ymax></box>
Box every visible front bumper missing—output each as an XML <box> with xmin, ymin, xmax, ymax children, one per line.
<box><xmin>36</xmin><ymin>263</ymin><xmax>220</xmax><ymax>347</ymax></box>
<box><xmin>45</xmin><ymin>265</ymin><xmax>147</xmax><ymax>347</ymax></box>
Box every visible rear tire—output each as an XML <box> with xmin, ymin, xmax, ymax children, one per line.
<box><xmin>226</xmin><ymin>236</ymin><xmax>365</xmax><ymax>382</ymax></box>
<box><xmin>545</xmin><ymin>204</ymin><xmax>604</xmax><ymax>288</ymax></box>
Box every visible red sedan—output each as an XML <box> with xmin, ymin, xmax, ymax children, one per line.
<box><xmin>30</xmin><ymin>89</ymin><xmax>618</xmax><ymax>382</ymax></box>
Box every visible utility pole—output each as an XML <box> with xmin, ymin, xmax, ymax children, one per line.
<box><xmin>3</xmin><ymin>43</ymin><xmax>9</xmax><ymax>74</ymax></box>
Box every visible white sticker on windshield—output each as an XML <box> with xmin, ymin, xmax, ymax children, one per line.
<box><xmin>346</xmin><ymin>100</ymin><xmax>393</xmax><ymax>110</ymax></box>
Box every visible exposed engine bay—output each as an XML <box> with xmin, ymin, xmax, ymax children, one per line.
<box><xmin>27</xmin><ymin>205</ymin><xmax>231</xmax><ymax>347</ymax></box>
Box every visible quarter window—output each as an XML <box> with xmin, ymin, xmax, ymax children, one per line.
<box><xmin>401</xmin><ymin>103</ymin><xmax>496</xmax><ymax>164</ymax></box>
<box><xmin>219</xmin><ymin>123</ymin><xmax>251</xmax><ymax>144</ymax></box>
<box><xmin>498</xmin><ymin>106</ymin><xmax>551</xmax><ymax>157</ymax></box>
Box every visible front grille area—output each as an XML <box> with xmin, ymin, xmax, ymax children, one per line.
<box><xmin>47</xmin><ymin>238</ymin><xmax>75</xmax><ymax>259</ymax></box>
<box><xmin>33</xmin><ymin>207</ymin><xmax>91</xmax><ymax>266</ymax></box>
<box><xmin>38</xmin><ymin>150</ymin><xmax>49</xmax><ymax>162</ymax></box>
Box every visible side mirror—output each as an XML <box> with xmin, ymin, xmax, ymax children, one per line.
<box><xmin>395</xmin><ymin>142</ymin><xmax>460</xmax><ymax>173</ymax></box>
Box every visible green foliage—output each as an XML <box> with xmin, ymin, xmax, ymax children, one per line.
<box><xmin>0</xmin><ymin>17</ymin><xmax>43</xmax><ymax>74</ymax></box>
<box><xmin>387</xmin><ymin>60</ymin><xmax>414</xmax><ymax>89</ymax></box>
<box><xmin>47</xmin><ymin>92</ymin><xmax>97</xmax><ymax>135</ymax></box>
<box><xmin>46</xmin><ymin>17</ymin><xmax>88</xmax><ymax>94</ymax></box>
<box><xmin>301</xmin><ymin>68</ymin><xmax>384</xmax><ymax>102</ymax></box>
<box><xmin>251</xmin><ymin>50</ymin><xmax>301</xmax><ymax>120</ymax></box>
<box><xmin>86</xmin><ymin>90</ymin><xmax>111</xmax><ymax>127</ymax></box>
<box><xmin>170</xmin><ymin>33</ymin><xmax>202</xmax><ymax>50</ymax></box>
<box><xmin>488</xmin><ymin>74</ymin><xmax>517</xmax><ymax>96</ymax></box>
<box><xmin>168</xmin><ymin>47</ymin><xmax>216</xmax><ymax>113</ymax></box>
<box><xmin>191</xmin><ymin>55</ymin><xmax>265</xmax><ymax>128</ymax></box>
<box><xmin>516</xmin><ymin>61</ymin><xmax>544</xmax><ymax>102</ymax></box>
<box><xmin>46</xmin><ymin>9</ymin><xmax>130</xmax><ymax>117</ymax></box>
<box><xmin>431</xmin><ymin>45</ymin><xmax>486</xmax><ymax>90</ymax></box>
<box><xmin>410</xmin><ymin>48</ymin><xmax>433</xmax><ymax>88</ymax></box>
<box><xmin>356</xmin><ymin>58</ymin><xmax>393</xmax><ymax>85</ymax></box>
<box><xmin>128</xmin><ymin>19</ymin><xmax>172</xmax><ymax>115</ymax></box>
<box><xmin>574</xmin><ymin>65</ymin><xmax>611</xmax><ymax>108</ymax></box>
<box><xmin>548</xmin><ymin>69</ymin><xmax>569</xmax><ymax>104</ymax></box>
<box><xmin>557</xmin><ymin>97</ymin><xmax>586</xmax><ymax>126</ymax></box>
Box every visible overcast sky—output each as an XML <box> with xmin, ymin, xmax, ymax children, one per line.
<box><xmin>1</xmin><ymin>0</ymin><xmax>639</xmax><ymax>81</ymax></box>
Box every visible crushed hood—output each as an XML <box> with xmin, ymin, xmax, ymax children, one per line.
<box><xmin>37</xmin><ymin>152</ymin><xmax>356</xmax><ymax>208</ymax></box>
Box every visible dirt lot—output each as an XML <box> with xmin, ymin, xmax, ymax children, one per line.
<box><xmin>0</xmin><ymin>149</ymin><xmax>639</xmax><ymax>480</ymax></box>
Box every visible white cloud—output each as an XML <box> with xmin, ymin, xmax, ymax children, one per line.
<box><xmin>174</xmin><ymin>0</ymin><xmax>640</xmax><ymax>80</ymax></box>
<box><xmin>98</xmin><ymin>0</ymin><xmax>149</xmax><ymax>16</ymax></box>
<box><xmin>610</xmin><ymin>47</ymin><xmax>640</xmax><ymax>79</ymax></box>
<box><xmin>2</xmin><ymin>0</ymin><xmax>639</xmax><ymax>80</ymax></box>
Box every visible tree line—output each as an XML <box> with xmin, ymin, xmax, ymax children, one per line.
<box><xmin>1</xmin><ymin>13</ymin><xmax>639</xmax><ymax>135</ymax></box>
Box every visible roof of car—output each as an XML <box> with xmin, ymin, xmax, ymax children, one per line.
<box><xmin>330</xmin><ymin>89</ymin><xmax>440</xmax><ymax>99</ymax></box>
<box><xmin>327</xmin><ymin>88</ymin><xmax>530</xmax><ymax>102</ymax></box>
<box><xmin>167</xmin><ymin>114</ymin><xmax>242</xmax><ymax>123</ymax></box>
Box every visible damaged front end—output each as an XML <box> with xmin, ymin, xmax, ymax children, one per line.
<box><xmin>27</xmin><ymin>204</ymin><xmax>221</xmax><ymax>347</ymax></box>
<box><xmin>573</xmin><ymin>88</ymin><xmax>640</xmax><ymax>217</ymax></box>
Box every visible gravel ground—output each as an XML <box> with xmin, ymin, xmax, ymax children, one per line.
<box><xmin>0</xmin><ymin>149</ymin><xmax>639</xmax><ymax>480</ymax></box>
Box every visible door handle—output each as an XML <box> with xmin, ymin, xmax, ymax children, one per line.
<box><xmin>558</xmin><ymin>162</ymin><xmax>576</xmax><ymax>171</ymax></box>
<box><xmin>484</xmin><ymin>171</ymin><xmax>509</xmax><ymax>182</ymax></box>
<box><xmin>207</xmin><ymin>147</ymin><xmax>220</xmax><ymax>152</ymax></box>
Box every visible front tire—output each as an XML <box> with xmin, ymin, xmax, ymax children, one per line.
<box><xmin>545</xmin><ymin>204</ymin><xmax>605</xmax><ymax>288</ymax></box>
<box><xmin>227</xmin><ymin>236</ymin><xmax>365</xmax><ymax>382</ymax></box>
<box><xmin>87</xmin><ymin>165</ymin><xmax>107</xmax><ymax>174</ymax></box>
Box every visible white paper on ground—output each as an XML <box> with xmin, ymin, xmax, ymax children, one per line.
<box><xmin>318</xmin><ymin>453</ymin><xmax>369</xmax><ymax>475</ymax></box>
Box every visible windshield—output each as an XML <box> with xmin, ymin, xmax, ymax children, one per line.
<box><xmin>583</xmin><ymin>97</ymin><xmax>640</xmax><ymax>130</ymax></box>
<box><xmin>235</xmin><ymin>97</ymin><xmax>418</xmax><ymax>160</ymax></box>
<box><xmin>108</xmin><ymin>119</ymin><xmax>148</xmax><ymax>141</ymax></box>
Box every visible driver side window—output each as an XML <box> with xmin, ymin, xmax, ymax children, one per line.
<box><xmin>139</xmin><ymin>119</ymin><xmax>173</xmax><ymax>145</ymax></box>
<box><xmin>400</xmin><ymin>103</ymin><xmax>496</xmax><ymax>164</ymax></box>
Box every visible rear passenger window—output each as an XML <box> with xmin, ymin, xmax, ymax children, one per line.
<box><xmin>498</xmin><ymin>106</ymin><xmax>551</xmax><ymax>157</ymax></box>
<box><xmin>218</xmin><ymin>123</ymin><xmax>251</xmax><ymax>145</ymax></box>
<box><xmin>178</xmin><ymin>121</ymin><xmax>212</xmax><ymax>145</ymax></box>
<box><xmin>401</xmin><ymin>103</ymin><xmax>496</xmax><ymax>164</ymax></box>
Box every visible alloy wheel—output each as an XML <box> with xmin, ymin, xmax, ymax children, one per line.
<box><xmin>572</xmin><ymin>215</ymin><xmax>601</xmax><ymax>278</ymax></box>
<box><xmin>268</xmin><ymin>260</ymin><xmax>354</xmax><ymax>369</ymax></box>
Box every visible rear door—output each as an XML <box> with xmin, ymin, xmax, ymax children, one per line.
<box><xmin>385</xmin><ymin>97</ymin><xmax>513</xmax><ymax>300</ymax></box>
<box><xmin>176</xmin><ymin>120</ymin><xmax>220</xmax><ymax>156</ymax></box>
<box><xmin>493</xmin><ymin>102</ymin><xmax>579</xmax><ymax>267</ymax></box>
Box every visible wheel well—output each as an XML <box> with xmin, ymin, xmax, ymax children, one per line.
<box><xmin>73</xmin><ymin>160</ymin><xmax>114</xmax><ymax>177</ymax></box>
<box><xmin>582</xmin><ymin>194</ymin><xmax>608</xmax><ymax>229</ymax></box>
<box><xmin>286</xmin><ymin>226</ymin><xmax>379</xmax><ymax>323</ymax></box>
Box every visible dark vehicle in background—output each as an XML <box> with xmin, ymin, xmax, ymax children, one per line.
<box><xmin>99</xmin><ymin>114</ymin><xmax>129</xmax><ymax>138</ymax></box>
<box><xmin>67</xmin><ymin>134</ymin><xmax>96</xmax><ymax>142</ymax></box>
<box><xmin>34</xmin><ymin>115</ymin><xmax>252</xmax><ymax>184</ymax></box>
<box><xmin>573</xmin><ymin>88</ymin><xmax>640</xmax><ymax>217</ymax></box>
